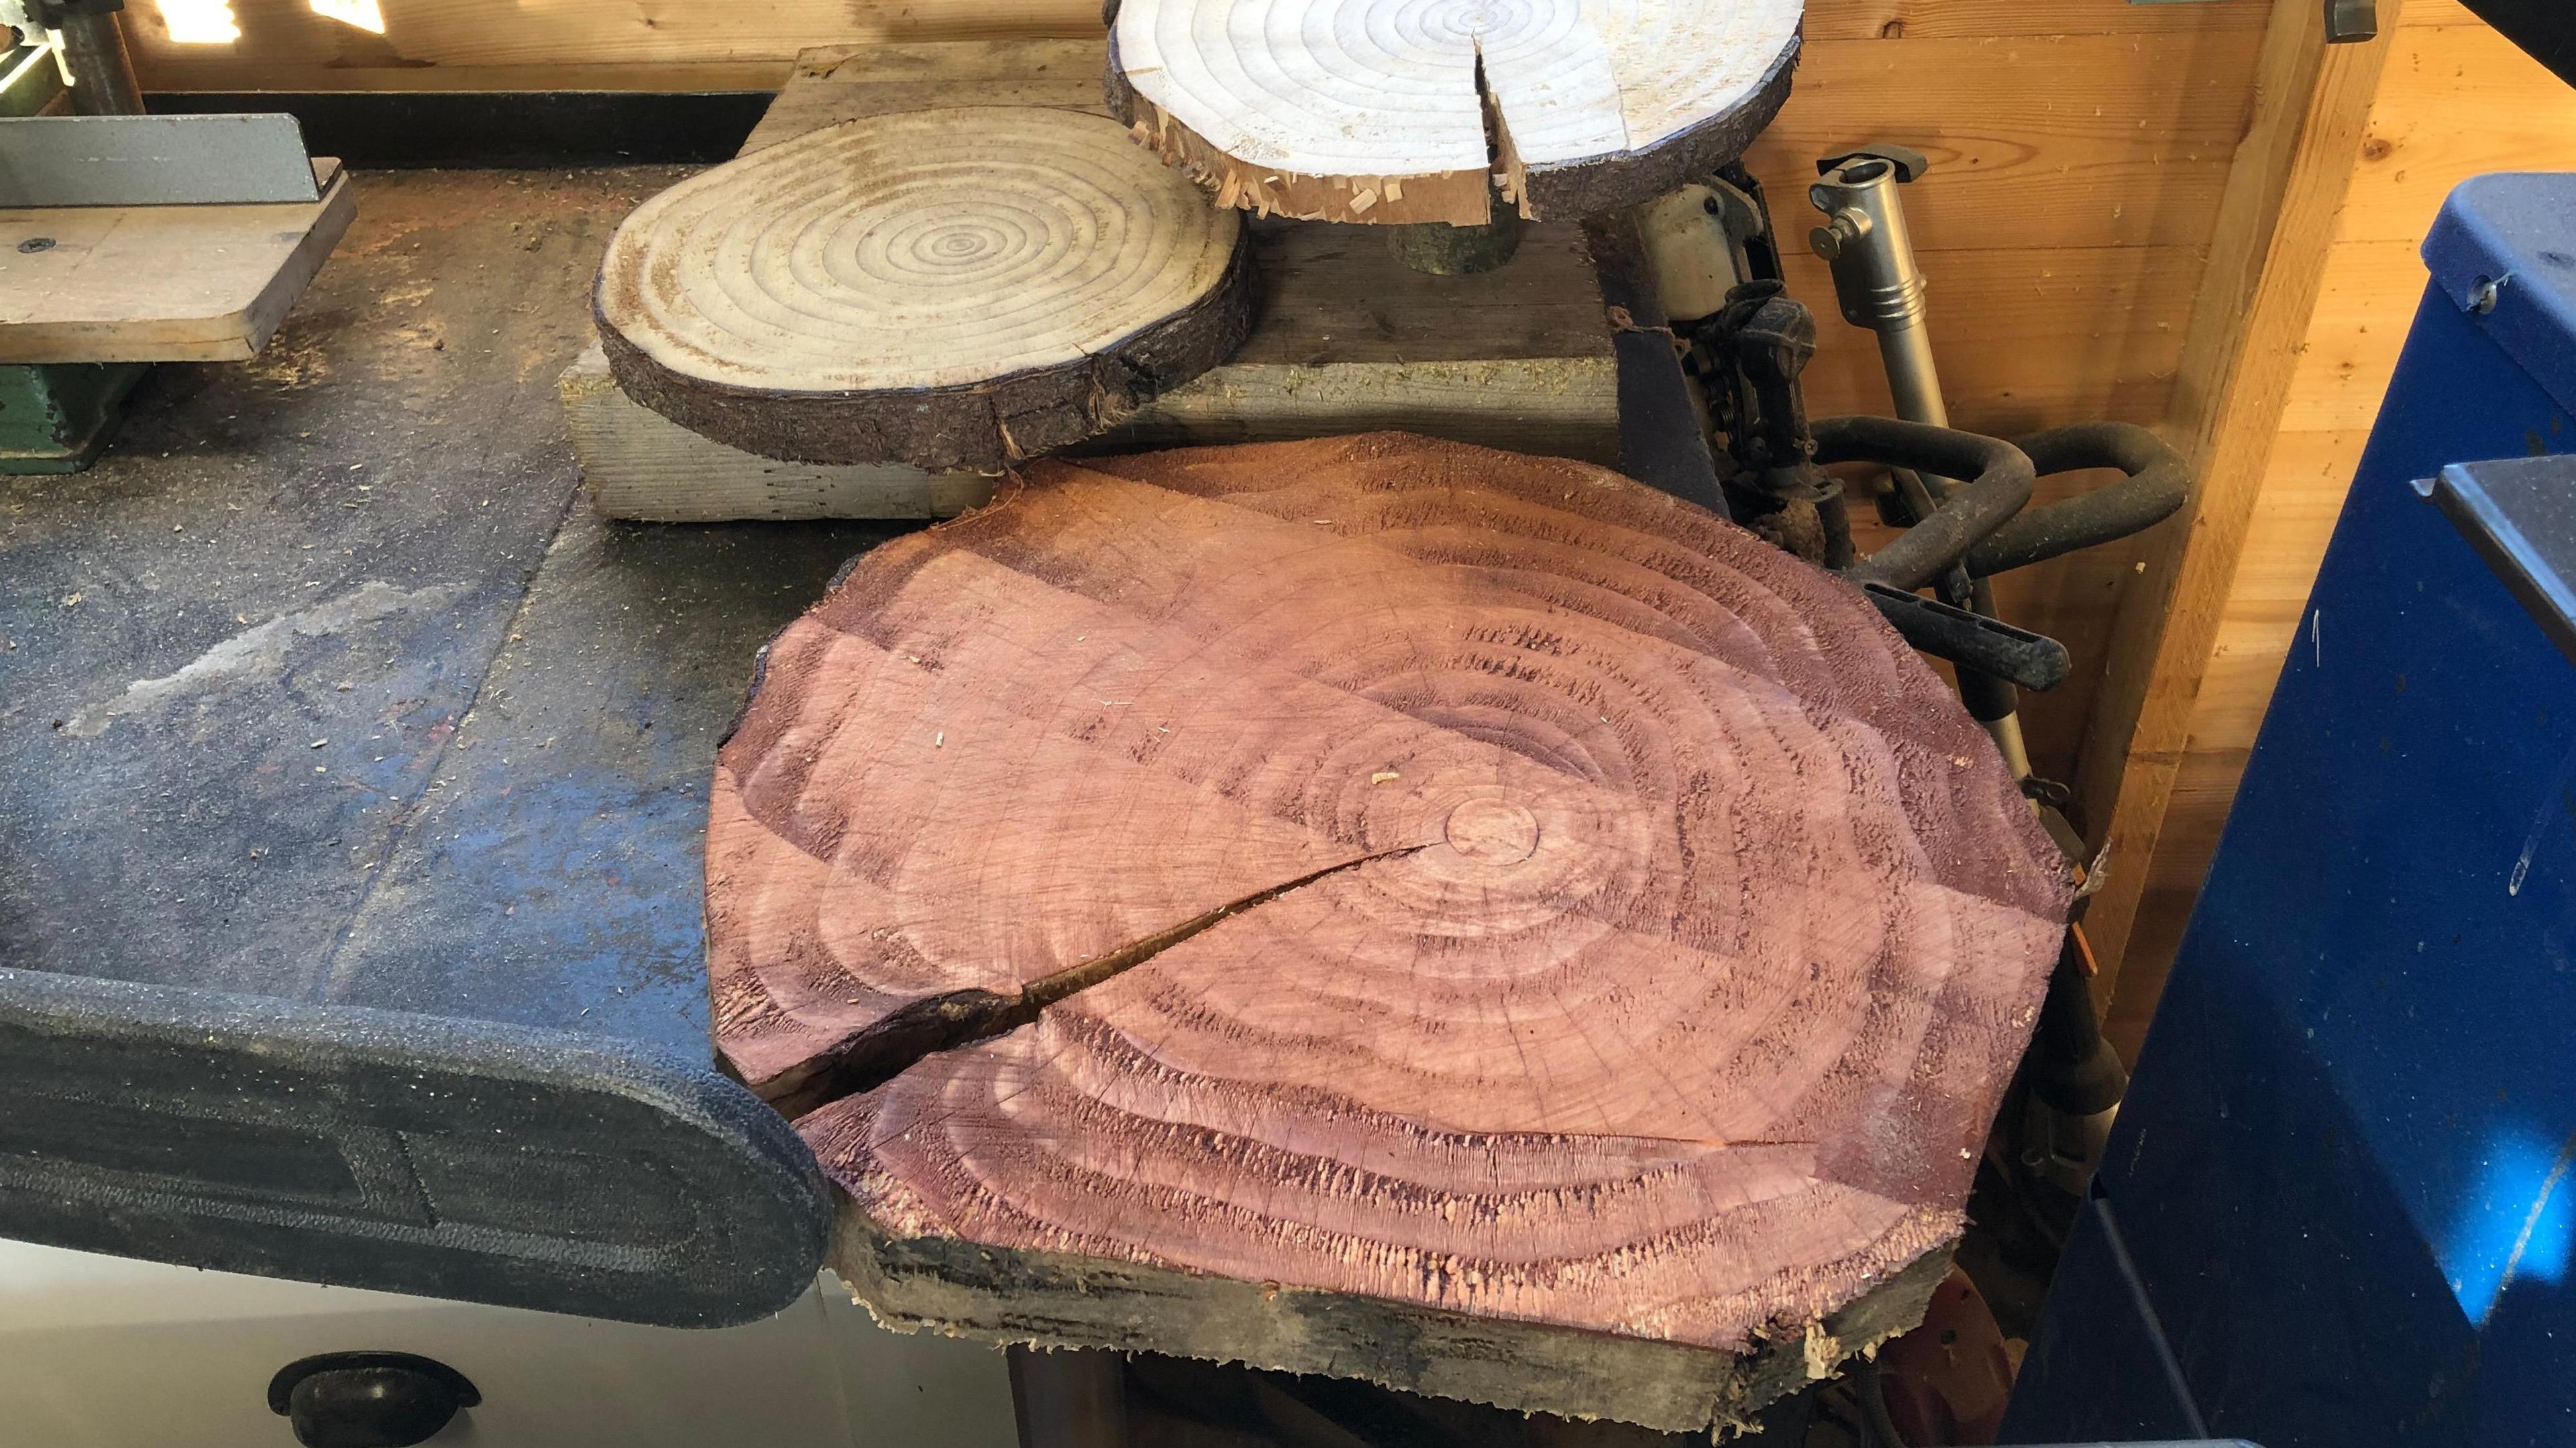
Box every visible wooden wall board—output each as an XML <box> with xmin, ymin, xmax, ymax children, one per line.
<box><xmin>2337</xmin><ymin>19</ymin><xmax>2576</xmax><ymax>241</ymax></box>
<box><xmin>0</xmin><ymin>160</ymin><xmax>354</xmax><ymax>364</ymax></box>
<box><xmin>2106</xmin><ymin>11</ymin><xmax>2576</xmax><ymax>1052</ymax></box>
<box><xmin>127</xmin><ymin>0</ymin><xmax>1100</xmax><ymax>80</ymax></box>
<box><xmin>126</xmin><ymin>0</ymin><xmax>2273</xmax><ymax>90</ymax></box>
<box><xmin>1780</xmin><ymin>242</ymin><xmax>2204</xmax><ymax>433</ymax></box>
<box><xmin>2065</xmin><ymin>0</ymin><xmax>2401</xmax><ymax>1006</ymax></box>
<box><xmin>1747</xmin><ymin>32</ymin><xmax>2263</xmax><ymax>253</ymax></box>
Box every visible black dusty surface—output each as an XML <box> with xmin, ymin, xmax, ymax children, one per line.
<box><xmin>0</xmin><ymin>168</ymin><xmax>909</xmax><ymax>1058</ymax></box>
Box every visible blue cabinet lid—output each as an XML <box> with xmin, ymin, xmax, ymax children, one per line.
<box><xmin>2423</xmin><ymin>172</ymin><xmax>2576</xmax><ymax>419</ymax></box>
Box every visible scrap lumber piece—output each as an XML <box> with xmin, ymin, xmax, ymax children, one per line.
<box><xmin>0</xmin><ymin>159</ymin><xmax>354</xmax><ymax>364</ymax></box>
<box><xmin>704</xmin><ymin>434</ymin><xmax>2071</xmax><ymax>1431</ymax></box>
<box><xmin>594</xmin><ymin>106</ymin><xmax>1258</xmax><ymax>472</ymax></box>
<box><xmin>1107</xmin><ymin>0</ymin><xmax>1805</xmax><ymax>225</ymax></box>
<box><xmin>559</xmin><ymin>343</ymin><xmax>996</xmax><ymax>522</ymax></box>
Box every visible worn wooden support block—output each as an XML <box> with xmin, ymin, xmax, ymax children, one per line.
<box><xmin>1107</xmin><ymin>0</ymin><xmax>1803</xmax><ymax>225</ymax></box>
<box><xmin>561</xmin><ymin>344</ymin><xmax>995</xmax><ymax>522</ymax></box>
<box><xmin>706</xmin><ymin>434</ymin><xmax>2072</xmax><ymax>1431</ymax></box>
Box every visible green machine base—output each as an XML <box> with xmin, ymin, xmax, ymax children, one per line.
<box><xmin>2</xmin><ymin>44</ymin><xmax>152</xmax><ymax>476</ymax></box>
<box><xmin>0</xmin><ymin>361</ymin><xmax>150</xmax><ymax>475</ymax></box>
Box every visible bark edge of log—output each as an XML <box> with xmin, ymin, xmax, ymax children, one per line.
<box><xmin>832</xmin><ymin>1204</ymin><xmax>1953</xmax><ymax>1436</ymax></box>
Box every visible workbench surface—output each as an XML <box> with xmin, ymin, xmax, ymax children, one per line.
<box><xmin>2</xmin><ymin>169</ymin><xmax>898</xmax><ymax>1052</ymax></box>
<box><xmin>0</xmin><ymin>166</ymin><xmax>1701</xmax><ymax>1327</ymax></box>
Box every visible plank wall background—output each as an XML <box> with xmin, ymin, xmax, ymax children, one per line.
<box><xmin>2106</xmin><ymin>0</ymin><xmax>2576</xmax><ymax>1054</ymax></box>
<box><xmin>126</xmin><ymin>0</ymin><xmax>2576</xmax><ymax>1048</ymax></box>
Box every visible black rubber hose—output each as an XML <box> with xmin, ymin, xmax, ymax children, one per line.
<box><xmin>1814</xmin><ymin>416</ymin><xmax>2035</xmax><ymax>592</ymax></box>
<box><xmin>1966</xmin><ymin>422</ymin><xmax>2189</xmax><ymax>577</ymax></box>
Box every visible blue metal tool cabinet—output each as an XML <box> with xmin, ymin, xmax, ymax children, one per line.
<box><xmin>2003</xmin><ymin>175</ymin><xmax>2576</xmax><ymax>1445</ymax></box>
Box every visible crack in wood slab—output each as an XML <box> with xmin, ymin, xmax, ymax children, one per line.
<box><xmin>768</xmin><ymin>844</ymin><xmax>1430</xmax><ymax>1117</ymax></box>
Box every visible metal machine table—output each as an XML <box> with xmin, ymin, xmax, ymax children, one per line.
<box><xmin>0</xmin><ymin>165</ymin><xmax>1705</xmax><ymax>1328</ymax></box>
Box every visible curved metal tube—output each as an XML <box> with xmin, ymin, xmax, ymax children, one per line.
<box><xmin>1967</xmin><ymin>422</ymin><xmax>2189</xmax><ymax>577</ymax></box>
<box><xmin>1814</xmin><ymin>416</ymin><xmax>2034</xmax><ymax>592</ymax></box>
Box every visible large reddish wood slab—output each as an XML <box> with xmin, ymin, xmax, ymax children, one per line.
<box><xmin>706</xmin><ymin>434</ymin><xmax>2070</xmax><ymax>1431</ymax></box>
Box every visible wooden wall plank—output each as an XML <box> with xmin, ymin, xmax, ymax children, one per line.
<box><xmin>1745</xmin><ymin>33</ymin><xmax>2259</xmax><ymax>252</ymax></box>
<box><xmin>2106</xmin><ymin>13</ymin><xmax>2576</xmax><ymax>1054</ymax></box>
<box><xmin>2336</xmin><ymin>21</ymin><xmax>2576</xmax><ymax>242</ymax></box>
<box><xmin>1779</xmin><ymin>243</ymin><xmax>2200</xmax><ymax>427</ymax></box>
<box><xmin>2070</xmin><ymin>0</ymin><xmax>2401</xmax><ymax>1011</ymax></box>
<box><xmin>2401</xmin><ymin>0</ymin><xmax>2480</xmax><ymax>25</ymax></box>
<box><xmin>127</xmin><ymin>0</ymin><xmax>2277</xmax><ymax>91</ymax></box>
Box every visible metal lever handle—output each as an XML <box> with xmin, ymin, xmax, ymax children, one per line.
<box><xmin>1862</xmin><ymin>584</ymin><xmax>2071</xmax><ymax>693</ymax></box>
<box><xmin>2326</xmin><ymin>0</ymin><xmax>2377</xmax><ymax>42</ymax></box>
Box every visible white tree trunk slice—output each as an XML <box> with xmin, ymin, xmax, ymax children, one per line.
<box><xmin>1108</xmin><ymin>0</ymin><xmax>1805</xmax><ymax>225</ymax></box>
<box><xmin>595</xmin><ymin>106</ymin><xmax>1259</xmax><ymax>471</ymax></box>
<box><xmin>706</xmin><ymin>435</ymin><xmax>2070</xmax><ymax>1423</ymax></box>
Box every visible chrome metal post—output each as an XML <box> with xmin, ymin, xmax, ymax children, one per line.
<box><xmin>1809</xmin><ymin>146</ymin><xmax>2034</xmax><ymax>780</ymax></box>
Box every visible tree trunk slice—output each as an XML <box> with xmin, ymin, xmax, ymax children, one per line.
<box><xmin>1105</xmin><ymin>0</ymin><xmax>1805</xmax><ymax>227</ymax></box>
<box><xmin>594</xmin><ymin>106</ymin><xmax>1259</xmax><ymax>472</ymax></box>
<box><xmin>706</xmin><ymin>433</ymin><xmax>2070</xmax><ymax>1428</ymax></box>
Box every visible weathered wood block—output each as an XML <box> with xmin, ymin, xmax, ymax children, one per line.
<box><xmin>561</xmin><ymin>344</ymin><xmax>995</xmax><ymax>522</ymax></box>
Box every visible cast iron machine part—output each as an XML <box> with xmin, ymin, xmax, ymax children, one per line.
<box><xmin>1690</xmin><ymin>304</ymin><xmax>2188</xmax><ymax>660</ymax></box>
<box><xmin>6</xmin><ymin>0</ymin><xmax>142</xmax><ymax>114</ymax></box>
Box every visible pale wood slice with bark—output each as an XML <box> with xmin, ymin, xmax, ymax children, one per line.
<box><xmin>595</xmin><ymin>106</ymin><xmax>1259</xmax><ymax>471</ymax></box>
<box><xmin>1106</xmin><ymin>0</ymin><xmax>1806</xmax><ymax>226</ymax></box>
<box><xmin>705</xmin><ymin>433</ymin><xmax>2069</xmax><ymax>1431</ymax></box>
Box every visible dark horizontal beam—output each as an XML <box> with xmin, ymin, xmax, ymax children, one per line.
<box><xmin>146</xmin><ymin>90</ymin><xmax>771</xmax><ymax>167</ymax></box>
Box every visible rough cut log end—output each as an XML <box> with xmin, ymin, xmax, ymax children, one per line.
<box><xmin>708</xmin><ymin>434</ymin><xmax>2070</xmax><ymax>1427</ymax></box>
<box><xmin>1108</xmin><ymin>1</ymin><xmax>1805</xmax><ymax>225</ymax></box>
<box><xmin>830</xmin><ymin>1205</ymin><xmax>1958</xmax><ymax>1435</ymax></box>
<box><xmin>596</xmin><ymin>106</ymin><xmax>1259</xmax><ymax>471</ymax></box>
